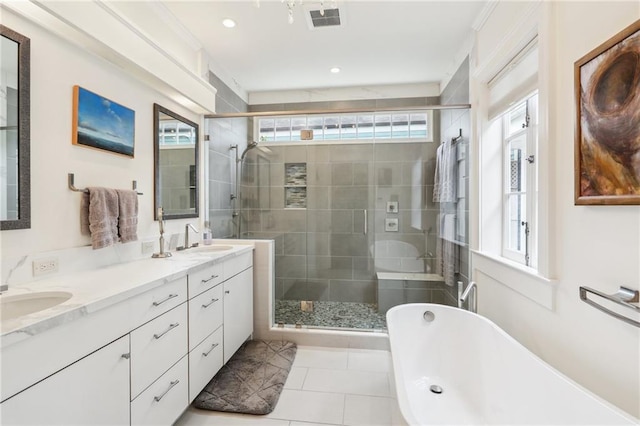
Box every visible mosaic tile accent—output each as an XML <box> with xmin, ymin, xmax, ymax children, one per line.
<box><xmin>275</xmin><ymin>300</ymin><xmax>387</xmax><ymax>330</ymax></box>
<box><xmin>285</xmin><ymin>163</ymin><xmax>307</xmax><ymax>186</ymax></box>
<box><xmin>285</xmin><ymin>187</ymin><xmax>307</xmax><ymax>208</ymax></box>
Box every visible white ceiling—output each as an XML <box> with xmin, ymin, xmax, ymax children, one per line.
<box><xmin>162</xmin><ymin>1</ymin><xmax>488</xmax><ymax>94</ymax></box>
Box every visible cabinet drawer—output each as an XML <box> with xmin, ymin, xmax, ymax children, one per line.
<box><xmin>188</xmin><ymin>326</ymin><xmax>223</xmax><ymax>402</ymax></box>
<box><xmin>131</xmin><ymin>356</ymin><xmax>188</xmax><ymax>426</ymax></box>
<box><xmin>131</xmin><ymin>303</ymin><xmax>187</xmax><ymax>399</ymax></box>
<box><xmin>188</xmin><ymin>284</ymin><xmax>223</xmax><ymax>350</ymax></box>
<box><xmin>188</xmin><ymin>263</ymin><xmax>223</xmax><ymax>298</ymax></box>
<box><xmin>129</xmin><ymin>276</ymin><xmax>188</xmax><ymax>328</ymax></box>
<box><xmin>224</xmin><ymin>251</ymin><xmax>253</xmax><ymax>280</ymax></box>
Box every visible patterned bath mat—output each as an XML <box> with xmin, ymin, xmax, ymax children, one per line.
<box><xmin>193</xmin><ymin>340</ymin><xmax>297</xmax><ymax>415</ymax></box>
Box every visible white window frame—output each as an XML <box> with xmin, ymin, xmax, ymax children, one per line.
<box><xmin>501</xmin><ymin>93</ymin><xmax>538</xmax><ymax>268</ymax></box>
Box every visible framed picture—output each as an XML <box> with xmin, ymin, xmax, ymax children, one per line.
<box><xmin>574</xmin><ymin>20</ymin><xmax>640</xmax><ymax>205</ymax></box>
<box><xmin>72</xmin><ymin>86</ymin><xmax>135</xmax><ymax>157</ymax></box>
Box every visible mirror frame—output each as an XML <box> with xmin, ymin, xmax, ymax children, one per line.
<box><xmin>0</xmin><ymin>25</ymin><xmax>31</xmax><ymax>230</ymax></box>
<box><xmin>153</xmin><ymin>103</ymin><xmax>199</xmax><ymax>220</ymax></box>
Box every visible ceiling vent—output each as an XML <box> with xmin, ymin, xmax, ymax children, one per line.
<box><xmin>305</xmin><ymin>6</ymin><xmax>344</xmax><ymax>29</ymax></box>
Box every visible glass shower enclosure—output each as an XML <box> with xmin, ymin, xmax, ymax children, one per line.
<box><xmin>236</xmin><ymin>108</ymin><xmax>467</xmax><ymax>332</ymax></box>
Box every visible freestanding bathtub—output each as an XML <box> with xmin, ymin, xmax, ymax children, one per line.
<box><xmin>386</xmin><ymin>303</ymin><xmax>637</xmax><ymax>425</ymax></box>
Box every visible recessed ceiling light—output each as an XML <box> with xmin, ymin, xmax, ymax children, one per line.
<box><xmin>222</xmin><ymin>18</ymin><xmax>236</xmax><ymax>28</ymax></box>
<box><xmin>330</xmin><ymin>67</ymin><xmax>341</xmax><ymax>74</ymax></box>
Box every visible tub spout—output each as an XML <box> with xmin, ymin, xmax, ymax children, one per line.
<box><xmin>459</xmin><ymin>281</ymin><xmax>477</xmax><ymax>313</ymax></box>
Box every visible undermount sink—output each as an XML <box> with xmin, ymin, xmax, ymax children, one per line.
<box><xmin>191</xmin><ymin>244</ymin><xmax>235</xmax><ymax>253</ymax></box>
<box><xmin>1</xmin><ymin>291</ymin><xmax>73</xmax><ymax>321</ymax></box>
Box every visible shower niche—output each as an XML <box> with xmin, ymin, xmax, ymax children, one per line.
<box><xmin>284</xmin><ymin>163</ymin><xmax>307</xmax><ymax>208</ymax></box>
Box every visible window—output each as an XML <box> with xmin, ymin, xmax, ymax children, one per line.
<box><xmin>257</xmin><ymin>111</ymin><xmax>432</xmax><ymax>143</ymax></box>
<box><xmin>501</xmin><ymin>93</ymin><xmax>538</xmax><ymax>267</ymax></box>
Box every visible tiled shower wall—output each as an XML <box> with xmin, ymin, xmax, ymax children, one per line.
<box><xmin>206</xmin><ymin>72</ymin><xmax>248</xmax><ymax>238</ymax></box>
<box><xmin>439</xmin><ymin>57</ymin><xmax>471</xmax><ymax>304</ymax></box>
<box><xmin>240</xmin><ymin>138</ymin><xmax>441</xmax><ymax>304</ymax></box>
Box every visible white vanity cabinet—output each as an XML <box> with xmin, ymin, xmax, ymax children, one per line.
<box><xmin>1</xmin><ymin>246</ymin><xmax>254</xmax><ymax>426</ymax></box>
<box><xmin>1</xmin><ymin>335</ymin><xmax>130</xmax><ymax>425</ymax></box>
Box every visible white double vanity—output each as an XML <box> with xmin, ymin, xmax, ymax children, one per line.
<box><xmin>0</xmin><ymin>244</ymin><xmax>254</xmax><ymax>425</ymax></box>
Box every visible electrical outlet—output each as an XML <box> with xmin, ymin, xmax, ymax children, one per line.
<box><xmin>33</xmin><ymin>257</ymin><xmax>59</xmax><ymax>276</ymax></box>
<box><xmin>141</xmin><ymin>241</ymin><xmax>154</xmax><ymax>255</ymax></box>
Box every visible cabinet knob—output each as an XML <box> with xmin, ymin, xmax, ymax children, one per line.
<box><xmin>225</xmin><ymin>290</ymin><xmax>230</xmax><ymax>294</ymax></box>
<box><xmin>121</xmin><ymin>353</ymin><xmax>131</xmax><ymax>360</ymax></box>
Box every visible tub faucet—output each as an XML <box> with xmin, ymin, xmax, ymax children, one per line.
<box><xmin>459</xmin><ymin>281</ymin><xmax>477</xmax><ymax>313</ymax></box>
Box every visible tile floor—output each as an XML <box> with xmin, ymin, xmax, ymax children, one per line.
<box><xmin>175</xmin><ymin>346</ymin><xmax>403</xmax><ymax>426</ymax></box>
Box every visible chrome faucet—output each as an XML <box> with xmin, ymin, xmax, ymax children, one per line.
<box><xmin>182</xmin><ymin>223</ymin><xmax>199</xmax><ymax>250</ymax></box>
<box><xmin>417</xmin><ymin>251</ymin><xmax>434</xmax><ymax>273</ymax></box>
<box><xmin>459</xmin><ymin>281</ymin><xmax>477</xmax><ymax>313</ymax></box>
<box><xmin>152</xmin><ymin>207</ymin><xmax>172</xmax><ymax>258</ymax></box>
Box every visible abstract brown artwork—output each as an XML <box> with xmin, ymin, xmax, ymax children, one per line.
<box><xmin>574</xmin><ymin>20</ymin><xmax>640</xmax><ymax>205</ymax></box>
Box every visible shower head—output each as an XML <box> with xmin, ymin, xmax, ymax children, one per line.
<box><xmin>238</xmin><ymin>141</ymin><xmax>259</xmax><ymax>162</ymax></box>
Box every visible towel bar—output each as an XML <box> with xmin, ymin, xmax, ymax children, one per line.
<box><xmin>579</xmin><ymin>286</ymin><xmax>640</xmax><ymax>328</ymax></box>
<box><xmin>68</xmin><ymin>173</ymin><xmax>143</xmax><ymax>195</ymax></box>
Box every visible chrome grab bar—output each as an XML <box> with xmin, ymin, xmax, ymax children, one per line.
<box><xmin>579</xmin><ymin>286</ymin><xmax>640</xmax><ymax>328</ymax></box>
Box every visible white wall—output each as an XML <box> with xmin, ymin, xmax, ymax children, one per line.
<box><xmin>0</xmin><ymin>9</ymin><xmax>203</xmax><ymax>264</ymax></box>
<box><xmin>472</xmin><ymin>1</ymin><xmax>640</xmax><ymax>417</ymax></box>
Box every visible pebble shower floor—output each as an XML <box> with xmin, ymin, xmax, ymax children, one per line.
<box><xmin>275</xmin><ymin>300</ymin><xmax>387</xmax><ymax>330</ymax></box>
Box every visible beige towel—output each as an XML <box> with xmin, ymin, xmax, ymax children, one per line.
<box><xmin>116</xmin><ymin>189</ymin><xmax>138</xmax><ymax>243</ymax></box>
<box><xmin>86</xmin><ymin>187</ymin><xmax>119</xmax><ymax>249</ymax></box>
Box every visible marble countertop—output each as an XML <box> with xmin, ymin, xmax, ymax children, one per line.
<box><xmin>0</xmin><ymin>243</ymin><xmax>254</xmax><ymax>348</ymax></box>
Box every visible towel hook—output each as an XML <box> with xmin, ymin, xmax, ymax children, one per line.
<box><xmin>68</xmin><ymin>173</ymin><xmax>143</xmax><ymax>195</ymax></box>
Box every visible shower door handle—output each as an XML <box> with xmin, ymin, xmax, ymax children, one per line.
<box><xmin>363</xmin><ymin>210</ymin><xmax>368</xmax><ymax>235</ymax></box>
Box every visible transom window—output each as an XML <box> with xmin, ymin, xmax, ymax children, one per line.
<box><xmin>257</xmin><ymin>111</ymin><xmax>432</xmax><ymax>142</ymax></box>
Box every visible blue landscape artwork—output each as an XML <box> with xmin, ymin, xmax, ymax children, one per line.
<box><xmin>73</xmin><ymin>86</ymin><xmax>135</xmax><ymax>157</ymax></box>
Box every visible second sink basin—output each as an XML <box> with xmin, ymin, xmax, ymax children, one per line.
<box><xmin>191</xmin><ymin>244</ymin><xmax>235</xmax><ymax>253</ymax></box>
<box><xmin>1</xmin><ymin>291</ymin><xmax>73</xmax><ymax>321</ymax></box>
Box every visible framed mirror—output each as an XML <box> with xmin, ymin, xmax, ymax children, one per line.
<box><xmin>1</xmin><ymin>25</ymin><xmax>30</xmax><ymax>230</ymax></box>
<box><xmin>153</xmin><ymin>104</ymin><xmax>199</xmax><ymax>220</ymax></box>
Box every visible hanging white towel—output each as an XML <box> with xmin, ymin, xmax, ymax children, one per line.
<box><xmin>433</xmin><ymin>140</ymin><xmax>457</xmax><ymax>203</ymax></box>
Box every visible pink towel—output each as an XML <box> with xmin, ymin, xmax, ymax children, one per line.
<box><xmin>86</xmin><ymin>187</ymin><xmax>119</xmax><ymax>249</ymax></box>
<box><xmin>116</xmin><ymin>189</ymin><xmax>138</xmax><ymax>243</ymax></box>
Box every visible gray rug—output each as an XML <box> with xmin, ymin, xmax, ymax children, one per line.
<box><xmin>193</xmin><ymin>340</ymin><xmax>297</xmax><ymax>415</ymax></box>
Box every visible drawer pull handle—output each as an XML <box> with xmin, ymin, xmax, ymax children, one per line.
<box><xmin>201</xmin><ymin>298</ymin><xmax>219</xmax><ymax>308</ymax></box>
<box><xmin>152</xmin><ymin>293</ymin><xmax>178</xmax><ymax>307</ymax></box>
<box><xmin>225</xmin><ymin>290</ymin><xmax>230</xmax><ymax>294</ymax></box>
<box><xmin>202</xmin><ymin>343</ymin><xmax>219</xmax><ymax>357</ymax></box>
<box><xmin>153</xmin><ymin>380</ymin><xmax>180</xmax><ymax>402</ymax></box>
<box><xmin>121</xmin><ymin>353</ymin><xmax>130</xmax><ymax>360</ymax></box>
<box><xmin>153</xmin><ymin>323</ymin><xmax>179</xmax><ymax>339</ymax></box>
<box><xmin>202</xmin><ymin>274</ymin><xmax>220</xmax><ymax>283</ymax></box>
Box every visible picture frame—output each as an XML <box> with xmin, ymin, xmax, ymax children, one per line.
<box><xmin>574</xmin><ymin>19</ymin><xmax>640</xmax><ymax>205</ymax></box>
<box><xmin>72</xmin><ymin>86</ymin><xmax>135</xmax><ymax>157</ymax></box>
